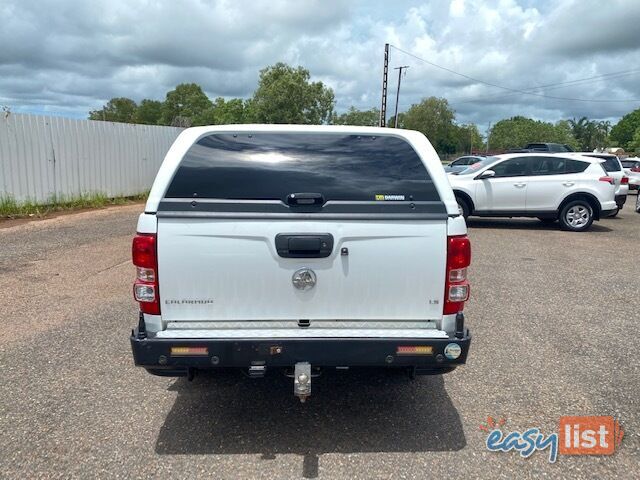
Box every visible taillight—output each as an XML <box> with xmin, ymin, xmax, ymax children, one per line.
<box><xmin>632</xmin><ymin>166</ymin><xmax>640</xmax><ymax>173</ymax></box>
<box><xmin>132</xmin><ymin>233</ymin><xmax>160</xmax><ymax>315</ymax></box>
<box><xmin>621</xmin><ymin>176</ymin><xmax>629</xmax><ymax>185</ymax></box>
<box><xmin>599</xmin><ymin>176</ymin><xmax>615</xmax><ymax>185</ymax></box>
<box><xmin>444</xmin><ymin>235</ymin><xmax>471</xmax><ymax>315</ymax></box>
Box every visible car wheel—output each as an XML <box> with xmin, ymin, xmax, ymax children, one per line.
<box><xmin>636</xmin><ymin>192</ymin><xmax>640</xmax><ymax>213</ymax></box>
<box><xmin>456</xmin><ymin>197</ymin><xmax>470</xmax><ymax>219</ymax></box>
<box><xmin>559</xmin><ymin>200</ymin><xmax>594</xmax><ymax>232</ymax></box>
<box><xmin>537</xmin><ymin>217</ymin><xmax>556</xmax><ymax>224</ymax></box>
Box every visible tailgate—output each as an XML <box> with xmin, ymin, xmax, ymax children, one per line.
<box><xmin>157</xmin><ymin>218</ymin><xmax>446</xmax><ymax>322</ymax></box>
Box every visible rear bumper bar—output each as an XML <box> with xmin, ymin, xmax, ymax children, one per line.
<box><xmin>130</xmin><ymin>327</ymin><xmax>471</xmax><ymax>375</ymax></box>
<box><xmin>615</xmin><ymin>194</ymin><xmax>627</xmax><ymax>209</ymax></box>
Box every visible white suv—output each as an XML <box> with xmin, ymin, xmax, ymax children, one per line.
<box><xmin>621</xmin><ymin>158</ymin><xmax>640</xmax><ymax>191</ymax></box>
<box><xmin>130</xmin><ymin>125</ymin><xmax>472</xmax><ymax>401</ymax></box>
<box><xmin>568</xmin><ymin>153</ymin><xmax>628</xmax><ymax>215</ymax></box>
<box><xmin>448</xmin><ymin>153</ymin><xmax>617</xmax><ymax>231</ymax></box>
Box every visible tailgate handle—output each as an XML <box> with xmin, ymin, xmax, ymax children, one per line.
<box><xmin>286</xmin><ymin>192</ymin><xmax>325</xmax><ymax>206</ymax></box>
<box><xmin>275</xmin><ymin>234</ymin><xmax>334</xmax><ymax>258</ymax></box>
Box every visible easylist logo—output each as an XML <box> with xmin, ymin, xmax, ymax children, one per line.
<box><xmin>483</xmin><ymin>415</ymin><xmax>624</xmax><ymax>463</ymax></box>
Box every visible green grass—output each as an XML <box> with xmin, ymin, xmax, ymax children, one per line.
<box><xmin>0</xmin><ymin>192</ymin><xmax>148</xmax><ymax>219</ymax></box>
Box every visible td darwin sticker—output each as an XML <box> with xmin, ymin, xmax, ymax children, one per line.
<box><xmin>375</xmin><ymin>194</ymin><xmax>406</xmax><ymax>201</ymax></box>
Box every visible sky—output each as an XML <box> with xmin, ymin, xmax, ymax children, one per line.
<box><xmin>2</xmin><ymin>0</ymin><xmax>640</xmax><ymax>131</ymax></box>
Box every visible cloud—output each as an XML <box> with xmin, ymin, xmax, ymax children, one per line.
<box><xmin>1</xmin><ymin>0</ymin><xmax>639</xmax><ymax>130</ymax></box>
<box><xmin>450</xmin><ymin>0</ymin><xmax>466</xmax><ymax>17</ymax></box>
<box><xmin>535</xmin><ymin>0</ymin><xmax>640</xmax><ymax>57</ymax></box>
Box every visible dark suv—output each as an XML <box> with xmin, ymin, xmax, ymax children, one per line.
<box><xmin>507</xmin><ymin>143</ymin><xmax>574</xmax><ymax>153</ymax></box>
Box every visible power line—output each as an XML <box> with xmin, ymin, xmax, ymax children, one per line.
<box><xmin>456</xmin><ymin>70</ymin><xmax>640</xmax><ymax>104</ymax></box>
<box><xmin>388</xmin><ymin>44</ymin><xmax>640</xmax><ymax>103</ymax></box>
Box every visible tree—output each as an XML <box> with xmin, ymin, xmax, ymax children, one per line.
<box><xmin>89</xmin><ymin>97</ymin><xmax>137</xmax><ymax>123</ymax></box>
<box><xmin>568</xmin><ymin>117</ymin><xmax>610</xmax><ymax>151</ymax></box>
<box><xmin>554</xmin><ymin>120</ymin><xmax>580</xmax><ymax>150</ymax></box>
<box><xmin>332</xmin><ymin>107</ymin><xmax>380</xmax><ymax>126</ymax></box>
<box><xmin>248</xmin><ymin>63</ymin><xmax>335</xmax><ymax>124</ymax></box>
<box><xmin>629</xmin><ymin>127</ymin><xmax>640</xmax><ymax>154</ymax></box>
<box><xmin>401</xmin><ymin>97</ymin><xmax>459</xmax><ymax>154</ymax></box>
<box><xmin>133</xmin><ymin>99</ymin><xmax>163</xmax><ymax>125</ymax></box>
<box><xmin>455</xmin><ymin>124</ymin><xmax>484</xmax><ymax>154</ymax></box>
<box><xmin>160</xmin><ymin>83</ymin><xmax>212</xmax><ymax>127</ymax></box>
<box><xmin>610</xmin><ymin>107</ymin><xmax>640</xmax><ymax>149</ymax></box>
<box><xmin>596</xmin><ymin>120</ymin><xmax>611</xmax><ymax>144</ymax></box>
<box><xmin>568</xmin><ymin>117</ymin><xmax>590</xmax><ymax>150</ymax></box>
<box><xmin>488</xmin><ymin>116</ymin><xmax>577</xmax><ymax>151</ymax></box>
<box><xmin>387</xmin><ymin>112</ymin><xmax>405</xmax><ymax>129</ymax></box>
<box><xmin>195</xmin><ymin>97</ymin><xmax>249</xmax><ymax>125</ymax></box>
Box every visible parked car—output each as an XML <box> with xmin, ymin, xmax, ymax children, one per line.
<box><xmin>506</xmin><ymin>143</ymin><xmax>573</xmax><ymax>153</ymax></box>
<box><xmin>130</xmin><ymin>125</ymin><xmax>472</xmax><ymax>402</ymax></box>
<box><xmin>444</xmin><ymin>155</ymin><xmax>484</xmax><ymax>174</ymax></box>
<box><xmin>525</xmin><ymin>142</ymin><xmax>574</xmax><ymax>152</ymax></box>
<box><xmin>621</xmin><ymin>158</ymin><xmax>640</xmax><ymax>191</ymax></box>
<box><xmin>567</xmin><ymin>153</ymin><xmax>628</xmax><ymax>215</ymax></box>
<box><xmin>448</xmin><ymin>153</ymin><xmax>617</xmax><ymax>232</ymax></box>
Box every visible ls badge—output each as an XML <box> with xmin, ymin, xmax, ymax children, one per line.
<box><xmin>292</xmin><ymin>268</ymin><xmax>317</xmax><ymax>290</ymax></box>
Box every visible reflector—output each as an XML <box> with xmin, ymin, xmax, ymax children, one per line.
<box><xmin>171</xmin><ymin>346</ymin><xmax>209</xmax><ymax>356</ymax></box>
<box><xmin>396</xmin><ymin>346</ymin><xmax>433</xmax><ymax>355</ymax></box>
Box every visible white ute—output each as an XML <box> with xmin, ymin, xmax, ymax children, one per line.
<box><xmin>130</xmin><ymin>125</ymin><xmax>472</xmax><ymax>401</ymax></box>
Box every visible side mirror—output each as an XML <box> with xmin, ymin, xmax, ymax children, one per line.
<box><xmin>477</xmin><ymin>169</ymin><xmax>495</xmax><ymax>180</ymax></box>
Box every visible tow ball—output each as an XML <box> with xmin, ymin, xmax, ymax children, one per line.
<box><xmin>293</xmin><ymin>362</ymin><xmax>311</xmax><ymax>403</ymax></box>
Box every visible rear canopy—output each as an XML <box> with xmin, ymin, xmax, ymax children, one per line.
<box><xmin>159</xmin><ymin>132</ymin><xmax>445</xmax><ymax>218</ymax></box>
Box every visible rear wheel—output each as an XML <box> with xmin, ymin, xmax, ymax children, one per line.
<box><xmin>559</xmin><ymin>200</ymin><xmax>594</xmax><ymax>232</ymax></box>
<box><xmin>456</xmin><ymin>196</ymin><xmax>470</xmax><ymax>220</ymax></box>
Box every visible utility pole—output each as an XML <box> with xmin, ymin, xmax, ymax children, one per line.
<box><xmin>485</xmin><ymin>122</ymin><xmax>492</xmax><ymax>153</ymax></box>
<box><xmin>379</xmin><ymin>43</ymin><xmax>389</xmax><ymax>127</ymax></box>
<box><xmin>393</xmin><ymin>66</ymin><xmax>409</xmax><ymax>128</ymax></box>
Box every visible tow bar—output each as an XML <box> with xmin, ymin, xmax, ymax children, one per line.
<box><xmin>293</xmin><ymin>362</ymin><xmax>311</xmax><ymax>402</ymax></box>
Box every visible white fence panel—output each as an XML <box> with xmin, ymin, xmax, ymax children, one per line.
<box><xmin>0</xmin><ymin>113</ymin><xmax>183</xmax><ymax>204</ymax></box>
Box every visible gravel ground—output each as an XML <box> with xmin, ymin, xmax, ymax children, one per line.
<box><xmin>0</xmin><ymin>203</ymin><xmax>638</xmax><ymax>479</ymax></box>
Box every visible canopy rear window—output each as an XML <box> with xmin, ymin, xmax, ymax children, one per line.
<box><xmin>164</xmin><ymin>133</ymin><xmax>440</xmax><ymax>203</ymax></box>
